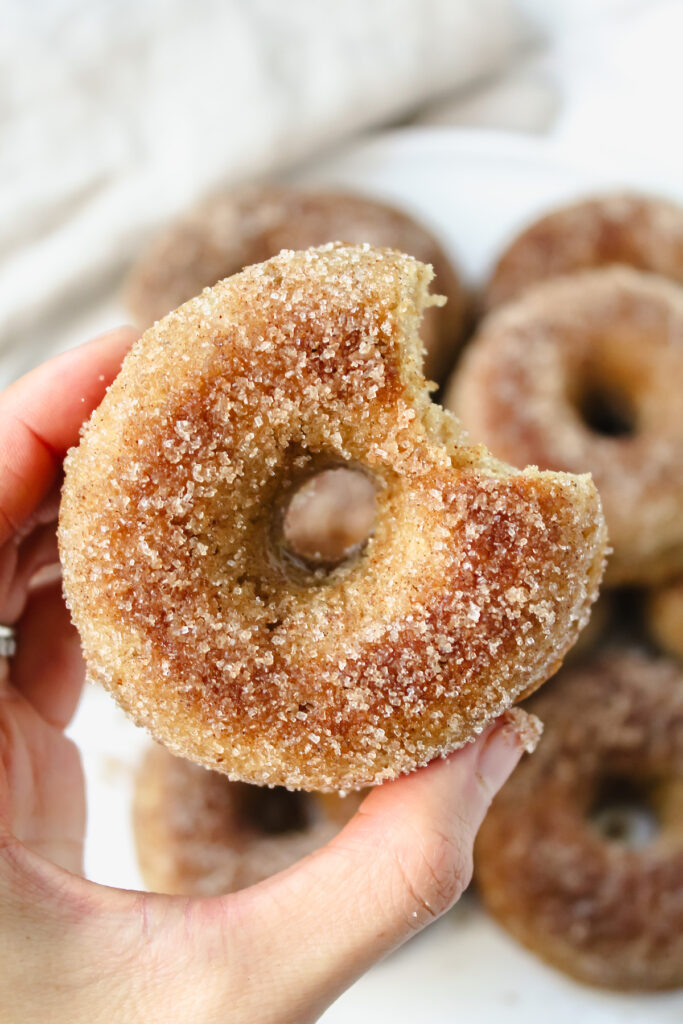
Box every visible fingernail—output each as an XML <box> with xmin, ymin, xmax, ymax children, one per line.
<box><xmin>476</xmin><ymin>709</ymin><xmax>543</xmax><ymax>792</ymax></box>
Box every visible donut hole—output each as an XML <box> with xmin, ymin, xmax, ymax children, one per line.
<box><xmin>589</xmin><ymin>776</ymin><xmax>659</xmax><ymax>848</ymax></box>
<box><xmin>576</xmin><ymin>383</ymin><xmax>636</xmax><ymax>438</ymax></box>
<box><xmin>281</xmin><ymin>467</ymin><xmax>377</xmax><ymax>570</ymax></box>
<box><xmin>235</xmin><ymin>784</ymin><xmax>313</xmax><ymax>836</ymax></box>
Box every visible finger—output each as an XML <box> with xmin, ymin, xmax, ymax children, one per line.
<box><xmin>0</xmin><ymin>717</ymin><xmax>533</xmax><ymax>1024</ymax></box>
<box><xmin>0</xmin><ymin>481</ymin><xmax>62</xmax><ymax>623</ymax></box>
<box><xmin>14</xmin><ymin>523</ymin><xmax>59</xmax><ymax>597</ymax></box>
<box><xmin>198</xmin><ymin>715</ymin><xmax>533</xmax><ymax>1021</ymax></box>
<box><xmin>0</xmin><ymin>697</ymin><xmax>86</xmax><ymax>874</ymax></box>
<box><xmin>12</xmin><ymin>580</ymin><xmax>84</xmax><ymax>729</ymax></box>
<box><xmin>0</xmin><ymin>523</ymin><xmax>60</xmax><ymax>623</ymax></box>
<box><xmin>0</xmin><ymin>327</ymin><xmax>139</xmax><ymax>547</ymax></box>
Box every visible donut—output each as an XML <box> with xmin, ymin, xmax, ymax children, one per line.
<box><xmin>475</xmin><ymin>649</ymin><xmax>683</xmax><ymax>990</ymax></box>
<box><xmin>125</xmin><ymin>185</ymin><xmax>466</xmax><ymax>382</ymax></box>
<box><xmin>648</xmin><ymin>579</ymin><xmax>683</xmax><ymax>661</ymax></box>
<box><xmin>447</xmin><ymin>267</ymin><xmax>683</xmax><ymax>585</ymax></box>
<box><xmin>134</xmin><ymin>745</ymin><xmax>361</xmax><ymax>896</ymax></box>
<box><xmin>485</xmin><ymin>193</ymin><xmax>683</xmax><ymax>310</ymax></box>
<box><xmin>59</xmin><ymin>244</ymin><xmax>606</xmax><ymax>791</ymax></box>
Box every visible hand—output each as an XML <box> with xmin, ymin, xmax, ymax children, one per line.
<box><xmin>0</xmin><ymin>329</ymin><xmax>527</xmax><ymax>1024</ymax></box>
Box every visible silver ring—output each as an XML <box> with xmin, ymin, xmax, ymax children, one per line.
<box><xmin>0</xmin><ymin>624</ymin><xmax>17</xmax><ymax>658</ymax></box>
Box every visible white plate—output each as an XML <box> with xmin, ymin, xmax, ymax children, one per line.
<box><xmin>68</xmin><ymin>128</ymin><xmax>683</xmax><ymax>1024</ymax></box>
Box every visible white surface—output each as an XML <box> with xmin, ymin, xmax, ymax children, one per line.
<box><xmin>68</xmin><ymin>129</ymin><xmax>683</xmax><ymax>1022</ymax></box>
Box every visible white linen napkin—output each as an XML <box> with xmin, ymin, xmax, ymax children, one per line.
<box><xmin>0</xmin><ymin>0</ymin><xmax>530</xmax><ymax>385</ymax></box>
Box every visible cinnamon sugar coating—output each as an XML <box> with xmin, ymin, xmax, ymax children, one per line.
<box><xmin>495</xmin><ymin>707</ymin><xmax>543</xmax><ymax>755</ymax></box>
<box><xmin>125</xmin><ymin>185</ymin><xmax>466</xmax><ymax>382</ymax></box>
<box><xmin>60</xmin><ymin>244</ymin><xmax>606</xmax><ymax>790</ymax></box>
<box><xmin>648</xmin><ymin>579</ymin><xmax>683</xmax><ymax>661</ymax></box>
<box><xmin>485</xmin><ymin>193</ymin><xmax>683</xmax><ymax>310</ymax></box>
<box><xmin>448</xmin><ymin>268</ymin><xmax>683</xmax><ymax>585</ymax></box>
<box><xmin>476</xmin><ymin>650</ymin><xmax>683</xmax><ymax>990</ymax></box>
<box><xmin>134</xmin><ymin>745</ymin><xmax>360</xmax><ymax>896</ymax></box>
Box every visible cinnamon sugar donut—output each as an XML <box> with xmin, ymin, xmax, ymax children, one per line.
<box><xmin>648</xmin><ymin>579</ymin><xmax>683</xmax><ymax>661</ymax></box>
<box><xmin>134</xmin><ymin>745</ymin><xmax>361</xmax><ymax>896</ymax></box>
<box><xmin>59</xmin><ymin>244</ymin><xmax>606</xmax><ymax>790</ymax></box>
<box><xmin>476</xmin><ymin>649</ymin><xmax>683</xmax><ymax>990</ymax></box>
<box><xmin>485</xmin><ymin>193</ymin><xmax>683</xmax><ymax>310</ymax></box>
<box><xmin>448</xmin><ymin>268</ymin><xmax>683</xmax><ymax>585</ymax></box>
<box><xmin>126</xmin><ymin>185</ymin><xmax>466</xmax><ymax>382</ymax></box>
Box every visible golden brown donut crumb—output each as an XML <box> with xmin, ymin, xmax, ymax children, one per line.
<box><xmin>60</xmin><ymin>244</ymin><xmax>606</xmax><ymax>790</ymax></box>
<box><xmin>476</xmin><ymin>649</ymin><xmax>683</xmax><ymax>991</ymax></box>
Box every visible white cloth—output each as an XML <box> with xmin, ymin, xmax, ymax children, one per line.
<box><xmin>0</xmin><ymin>0</ymin><xmax>529</xmax><ymax>386</ymax></box>
<box><xmin>422</xmin><ymin>0</ymin><xmax>683</xmax><ymax>171</ymax></box>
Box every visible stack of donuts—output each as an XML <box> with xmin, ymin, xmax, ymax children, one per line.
<box><xmin>446</xmin><ymin>194</ymin><xmax>683</xmax><ymax>991</ymax></box>
<box><xmin>117</xmin><ymin>186</ymin><xmax>683</xmax><ymax>989</ymax></box>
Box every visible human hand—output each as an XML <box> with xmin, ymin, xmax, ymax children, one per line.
<box><xmin>0</xmin><ymin>329</ymin><xmax>527</xmax><ymax>1024</ymax></box>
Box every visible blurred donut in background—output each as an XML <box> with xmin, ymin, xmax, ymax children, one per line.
<box><xmin>125</xmin><ymin>185</ymin><xmax>467</xmax><ymax>383</ymax></box>
<box><xmin>476</xmin><ymin>649</ymin><xmax>683</xmax><ymax>991</ymax></box>
<box><xmin>561</xmin><ymin>588</ymin><xmax>613</xmax><ymax>665</ymax></box>
<box><xmin>484</xmin><ymin>193</ymin><xmax>683</xmax><ymax>311</ymax></box>
<box><xmin>447</xmin><ymin>267</ymin><xmax>683</xmax><ymax>585</ymax></box>
<box><xmin>134</xmin><ymin>744</ymin><xmax>362</xmax><ymax>897</ymax></box>
<box><xmin>647</xmin><ymin>580</ymin><xmax>683</xmax><ymax>662</ymax></box>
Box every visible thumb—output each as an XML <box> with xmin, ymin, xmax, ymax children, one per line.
<box><xmin>0</xmin><ymin>710</ymin><xmax>536</xmax><ymax>1024</ymax></box>
<box><xmin>219</xmin><ymin>710</ymin><xmax>538</xmax><ymax>1022</ymax></box>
